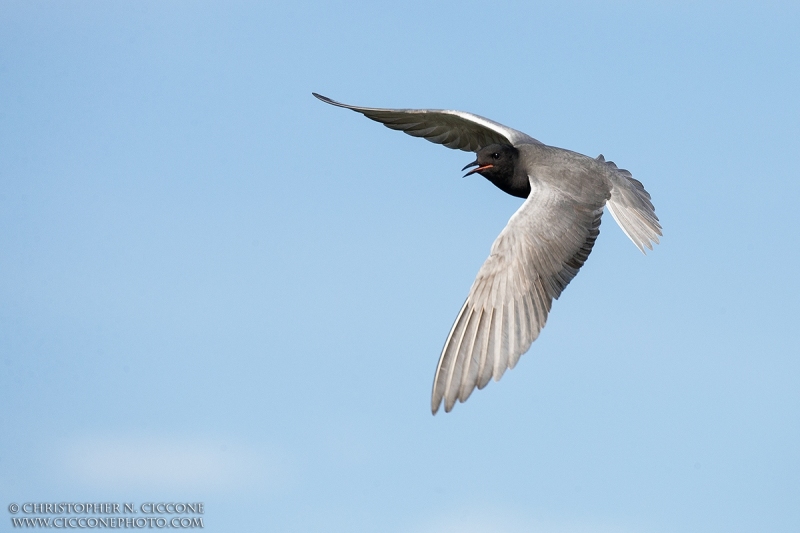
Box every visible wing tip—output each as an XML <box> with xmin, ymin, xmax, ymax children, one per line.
<box><xmin>431</xmin><ymin>386</ymin><xmax>463</xmax><ymax>415</ymax></box>
<box><xmin>431</xmin><ymin>391</ymin><xmax>443</xmax><ymax>415</ymax></box>
<box><xmin>312</xmin><ymin>92</ymin><xmax>349</xmax><ymax>108</ymax></box>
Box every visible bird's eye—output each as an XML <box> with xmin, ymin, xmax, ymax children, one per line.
<box><xmin>491</xmin><ymin>152</ymin><xmax>500</xmax><ymax>159</ymax></box>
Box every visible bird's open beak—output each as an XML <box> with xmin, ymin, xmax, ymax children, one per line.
<box><xmin>462</xmin><ymin>160</ymin><xmax>493</xmax><ymax>177</ymax></box>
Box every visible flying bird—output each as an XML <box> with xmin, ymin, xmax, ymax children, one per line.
<box><xmin>313</xmin><ymin>93</ymin><xmax>661</xmax><ymax>414</ymax></box>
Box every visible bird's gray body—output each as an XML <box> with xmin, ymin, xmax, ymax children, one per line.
<box><xmin>313</xmin><ymin>93</ymin><xmax>661</xmax><ymax>414</ymax></box>
<box><xmin>519</xmin><ymin>144</ymin><xmax>612</xmax><ymax>202</ymax></box>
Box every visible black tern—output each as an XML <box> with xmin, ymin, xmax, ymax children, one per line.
<box><xmin>313</xmin><ymin>93</ymin><xmax>661</xmax><ymax>414</ymax></box>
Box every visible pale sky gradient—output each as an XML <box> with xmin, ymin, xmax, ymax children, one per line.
<box><xmin>1</xmin><ymin>2</ymin><xmax>799</xmax><ymax>532</ymax></box>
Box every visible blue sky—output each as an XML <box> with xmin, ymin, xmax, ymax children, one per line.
<box><xmin>1</xmin><ymin>1</ymin><xmax>799</xmax><ymax>532</ymax></box>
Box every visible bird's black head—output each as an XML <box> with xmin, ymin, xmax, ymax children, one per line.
<box><xmin>462</xmin><ymin>144</ymin><xmax>528</xmax><ymax>198</ymax></box>
<box><xmin>462</xmin><ymin>144</ymin><xmax>519</xmax><ymax>179</ymax></box>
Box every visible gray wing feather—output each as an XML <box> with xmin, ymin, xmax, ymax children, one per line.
<box><xmin>431</xmin><ymin>180</ymin><xmax>605</xmax><ymax>414</ymax></box>
<box><xmin>313</xmin><ymin>93</ymin><xmax>541</xmax><ymax>152</ymax></box>
<box><xmin>596</xmin><ymin>155</ymin><xmax>662</xmax><ymax>253</ymax></box>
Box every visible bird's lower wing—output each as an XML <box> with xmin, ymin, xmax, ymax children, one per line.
<box><xmin>431</xmin><ymin>182</ymin><xmax>605</xmax><ymax>414</ymax></box>
<box><xmin>313</xmin><ymin>93</ymin><xmax>541</xmax><ymax>152</ymax></box>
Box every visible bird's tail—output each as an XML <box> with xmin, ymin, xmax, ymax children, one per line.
<box><xmin>596</xmin><ymin>155</ymin><xmax>662</xmax><ymax>253</ymax></box>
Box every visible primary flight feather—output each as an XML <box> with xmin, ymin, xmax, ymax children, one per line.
<box><xmin>313</xmin><ymin>93</ymin><xmax>661</xmax><ymax>414</ymax></box>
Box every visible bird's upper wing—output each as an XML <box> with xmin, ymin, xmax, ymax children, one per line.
<box><xmin>313</xmin><ymin>93</ymin><xmax>541</xmax><ymax>152</ymax></box>
<box><xmin>431</xmin><ymin>177</ymin><xmax>607</xmax><ymax>414</ymax></box>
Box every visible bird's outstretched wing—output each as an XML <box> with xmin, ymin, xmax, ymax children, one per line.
<box><xmin>313</xmin><ymin>93</ymin><xmax>541</xmax><ymax>152</ymax></box>
<box><xmin>431</xmin><ymin>179</ymin><xmax>606</xmax><ymax>414</ymax></box>
<box><xmin>596</xmin><ymin>155</ymin><xmax>662</xmax><ymax>253</ymax></box>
